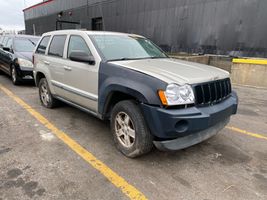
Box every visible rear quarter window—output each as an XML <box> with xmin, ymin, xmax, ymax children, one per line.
<box><xmin>48</xmin><ymin>35</ymin><xmax>67</xmax><ymax>58</ymax></box>
<box><xmin>36</xmin><ymin>36</ymin><xmax>50</xmax><ymax>54</ymax></box>
<box><xmin>2</xmin><ymin>37</ymin><xmax>9</xmax><ymax>46</ymax></box>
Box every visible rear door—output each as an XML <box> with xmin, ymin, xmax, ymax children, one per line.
<box><xmin>45</xmin><ymin>35</ymin><xmax>67</xmax><ymax>96</ymax></box>
<box><xmin>35</xmin><ymin>35</ymin><xmax>51</xmax><ymax>84</ymax></box>
<box><xmin>59</xmin><ymin>34</ymin><xmax>98</xmax><ymax>112</ymax></box>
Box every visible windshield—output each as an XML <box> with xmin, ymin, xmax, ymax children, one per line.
<box><xmin>90</xmin><ymin>35</ymin><xmax>167</xmax><ymax>61</ymax></box>
<box><xmin>14</xmin><ymin>38</ymin><xmax>39</xmax><ymax>52</ymax></box>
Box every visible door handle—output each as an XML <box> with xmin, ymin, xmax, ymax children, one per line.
<box><xmin>44</xmin><ymin>61</ymin><xmax>50</xmax><ymax>65</ymax></box>
<box><xmin>64</xmin><ymin>66</ymin><xmax>72</xmax><ymax>71</ymax></box>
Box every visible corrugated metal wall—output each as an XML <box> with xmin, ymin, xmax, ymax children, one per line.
<box><xmin>24</xmin><ymin>0</ymin><xmax>267</xmax><ymax>57</ymax></box>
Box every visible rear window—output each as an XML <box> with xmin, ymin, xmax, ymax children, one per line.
<box><xmin>48</xmin><ymin>35</ymin><xmax>67</xmax><ymax>57</ymax></box>
<box><xmin>36</xmin><ymin>36</ymin><xmax>50</xmax><ymax>54</ymax></box>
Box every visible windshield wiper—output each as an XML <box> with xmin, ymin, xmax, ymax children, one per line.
<box><xmin>27</xmin><ymin>39</ymin><xmax>36</xmax><ymax>46</ymax></box>
<box><xmin>149</xmin><ymin>56</ymin><xmax>168</xmax><ymax>59</ymax></box>
<box><xmin>107</xmin><ymin>56</ymin><xmax>168</xmax><ymax>62</ymax></box>
<box><xmin>107</xmin><ymin>57</ymin><xmax>144</xmax><ymax>62</ymax></box>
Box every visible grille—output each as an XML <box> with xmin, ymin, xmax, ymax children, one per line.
<box><xmin>194</xmin><ymin>78</ymin><xmax>232</xmax><ymax>106</ymax></box>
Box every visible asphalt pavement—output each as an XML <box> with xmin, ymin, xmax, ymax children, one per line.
<box><xmin>0</xmin><ymin>74</ymin><xmax>266</xmax><ymax>200</ymax></box>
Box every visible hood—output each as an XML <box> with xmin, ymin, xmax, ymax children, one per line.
<box><xmin>14</xmin><ymin>51</ymin><xmax>33</xmax><ymax>62</ymax></box>
<box><xmin>110</xmin><ymin>58</ymin><xmax>229</xmax><ymax>85</ymax></box>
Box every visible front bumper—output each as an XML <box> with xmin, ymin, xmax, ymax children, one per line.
<box><xmin>141</xmin><ymin>91</ymin><xmax>238</xmax><ymax>150</ymax></box>
<box><xmin>16</xmin><ymin>65</ymin><xmax>33</xmax><ymax>79</ymax></box>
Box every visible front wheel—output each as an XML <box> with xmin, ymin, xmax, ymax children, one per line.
<box><xmin>111</xmin><ymin>100</ymin><xmax>154</xmax><ymax>158</ymax></box>
<box><xmin>38</xmin><ymin>78</ymin><xmax>58</xmax><ymax>108</ymax></box>
<box><xmin>11</xmin><ymin>65</ymin><xmax>20</xmax><ymax>85</ymax></box>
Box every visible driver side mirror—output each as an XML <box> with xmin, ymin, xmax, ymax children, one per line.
<box><xmin>69</xmin><ymin>51</ymin><xmax>95</xmax><ymax>65</ymax></box>
<box><xmin>3</xmin><ymin>47</ymin><xmax>11</xmax><ymax>52</ymax></box>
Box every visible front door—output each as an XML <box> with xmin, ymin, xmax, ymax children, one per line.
<box><xmin>60</xmin><ymin>35</ymin><xmax>98</xmax><ymax>112</ymax></box>
<box><xmin>1</xmin><ymin>38</ymin><xmax>13</xmax><ymax>73</ymax></box>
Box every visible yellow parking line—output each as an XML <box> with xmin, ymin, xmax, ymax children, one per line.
<box><xmin>0</xmin><ymin>84</ymin><xmax>147</xmax><ymax>200</ymax></box>
<box><xmin>226</xmin><ymin>126</ymin><xmax>267</xmax><ymax>141</ymax></box>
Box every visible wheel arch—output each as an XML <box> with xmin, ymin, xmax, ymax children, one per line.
<box><xmin>98</xmin><ymin>62</ymin><xmax>168</xmax><ymax>119</ymax></box>
<box><xmin>100</xmin><ymin>87</ymin><xmax>148</xmax><ymax>119</ymax></box>
<box><xmin>35</xmin><ymin>71</ymin><xmax>46</xmax><ymax>86</ymax></box>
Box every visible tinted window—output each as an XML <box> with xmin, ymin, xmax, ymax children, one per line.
<box><xmin>6</xmin><ymin>38</ymin><xmax>13</xmax><ymax>48</ymax></box>
<box><xmin>14</xmin><ymin>38</ymin><xmax>39</xmax><ymax>52</ymax></box>
<box><xmin>48</xmin><ymin>35</ymin><xmax>67</xmax><ymax>57</ymax></box>
<box><xmin>0</xmin><ymin>37</ymin><xmax>3</xmax><ymax>44</ymax></box>
<box><xmin>36</xmin><ymin>36</ymin><xmax>50</xmax><ymax>54</ymax></box>
<box><xmin>2</xmin><ymin>37</ymin><xmax>9</xmax><ymax>46</ymax></box>
<box><xmin>68</xmin><ymin>35</ymin><xmax>91</xmax><ymax>58</ymax></box>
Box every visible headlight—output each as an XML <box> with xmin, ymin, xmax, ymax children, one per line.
<box><xmin>17</xmin><ymin>58</ymin><xmax>33</xmax><ymax>68</ymax></box>
<box><xmin>158</xmin><ymin>84</ymin><xmax>195</xmax><ymax>106</ymax></box>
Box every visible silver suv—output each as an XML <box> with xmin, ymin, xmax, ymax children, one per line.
<box><xmin>33</xmin><ymin>30</ymin><xmax>238</xmax><ymax>158</ymax></box>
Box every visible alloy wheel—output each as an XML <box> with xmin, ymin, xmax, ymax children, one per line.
<box><xmin>11</xmin><ymin>67</ymin><xmax>16</xmax><ymax>83</ymax></box>
<box><xmin>40</xmin><ymin>82</ymin><xmax>51</xmax><ymax>106</ymax></box>
<box><xmin>115</xmin><ymin>112</ymin><xmax>136</xmax><ymax>148</ymax></box>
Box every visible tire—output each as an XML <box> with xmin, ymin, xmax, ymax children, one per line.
<box><xmin>11</xmin><ymin>65</ymin><xmax>21</xmax><ymax>85</ymax></box>
<box><xmin>111</xmin><ymin>100</ymin><xmax>154</xmax><ymax>158</ymax></box>
<box><xmin>38</xmin><ymin>78</ymin><xmax>58</xmax><ymax>108</ymax></box>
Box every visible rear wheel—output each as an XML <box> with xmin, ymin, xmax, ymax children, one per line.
<box><xmin>11</xmin><ymin>65</ymin><xmax>20</xmax><ymax>85</ymax></box>
<box><xmin>111</xmin><ymin>100</ymin><xmax>154</xmax><ymax>158</ymax></box>
<box><xmin>39</xmin><ymin>78</ymin><xmax>58</xmax><ymax>108</ymax></box>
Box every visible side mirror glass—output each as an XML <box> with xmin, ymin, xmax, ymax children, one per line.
<box><xmin>69</xmin><ymin>51</ymin><xmax>95</xmax><ymax>65</ymax></box>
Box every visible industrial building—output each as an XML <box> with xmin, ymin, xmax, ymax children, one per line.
<box><xmin>24</xmin><ymin>0</ymin><xmax>267</xmax><ymax>57</ymax></box>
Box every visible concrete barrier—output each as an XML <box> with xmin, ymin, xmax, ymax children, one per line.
<box><xmin>169</xmin><ymin>54</ymin><xmax>210</xmax><ymax>65</ymax></box>
<box><xmin>231</xmin><ymin>59</ymin><xmax>267</xmax><ymax>88</ymax></box>
<box><xmin>169</xmin><ymin>54</ymin><xmax>232</xmax><ymax>73</ymax></box>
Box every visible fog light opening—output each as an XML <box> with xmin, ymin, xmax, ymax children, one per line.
<box><xmin>175</xmin><ymin>120</ymin><xmax>189</xmax><ymax>133</ymax></box>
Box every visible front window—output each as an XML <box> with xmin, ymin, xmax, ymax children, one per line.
<box><xmin>68</xmin><ymin>35</ymin><xmax>92</xmax><ymax>58</ymax></box>
<box><xmin>14</xmin><ymin>38</ymin><xmax>39</xmax><ymax>52</ymax></box>
<box><xmin>90</xmin><ymin>35</ymin><xmax>167</xmax><ymax>61</ymax></box>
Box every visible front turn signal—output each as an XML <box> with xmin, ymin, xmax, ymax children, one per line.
<box><xmin>158</xmin><ymin>90</ymin><xmax>168</xmax><ymax>106</ymax></box>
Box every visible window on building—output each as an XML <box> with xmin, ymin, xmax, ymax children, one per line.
<box><xmin>48</xmin><ymin>35</ymin><xmax>67</xmax><ymax>57</ymax></box>
<box><xmin>92</xmin><ymin>17</ymin><xmax>103</xmax><ymax>31</ymax></box>
<box><xmin>36</xmin><ymin>36</ymin><xmax>50</xmax><ymax>54</ymax></box>
<box><xmin>67</xmin><ymin>35</ymin><xmax>92</xmax><ymax>58</ymax></box>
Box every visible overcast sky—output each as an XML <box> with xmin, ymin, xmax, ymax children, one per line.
<box><xmin>0</xmin><ymin>0</ymin><xmax>41</xmax><ymax>30</ymax></box>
